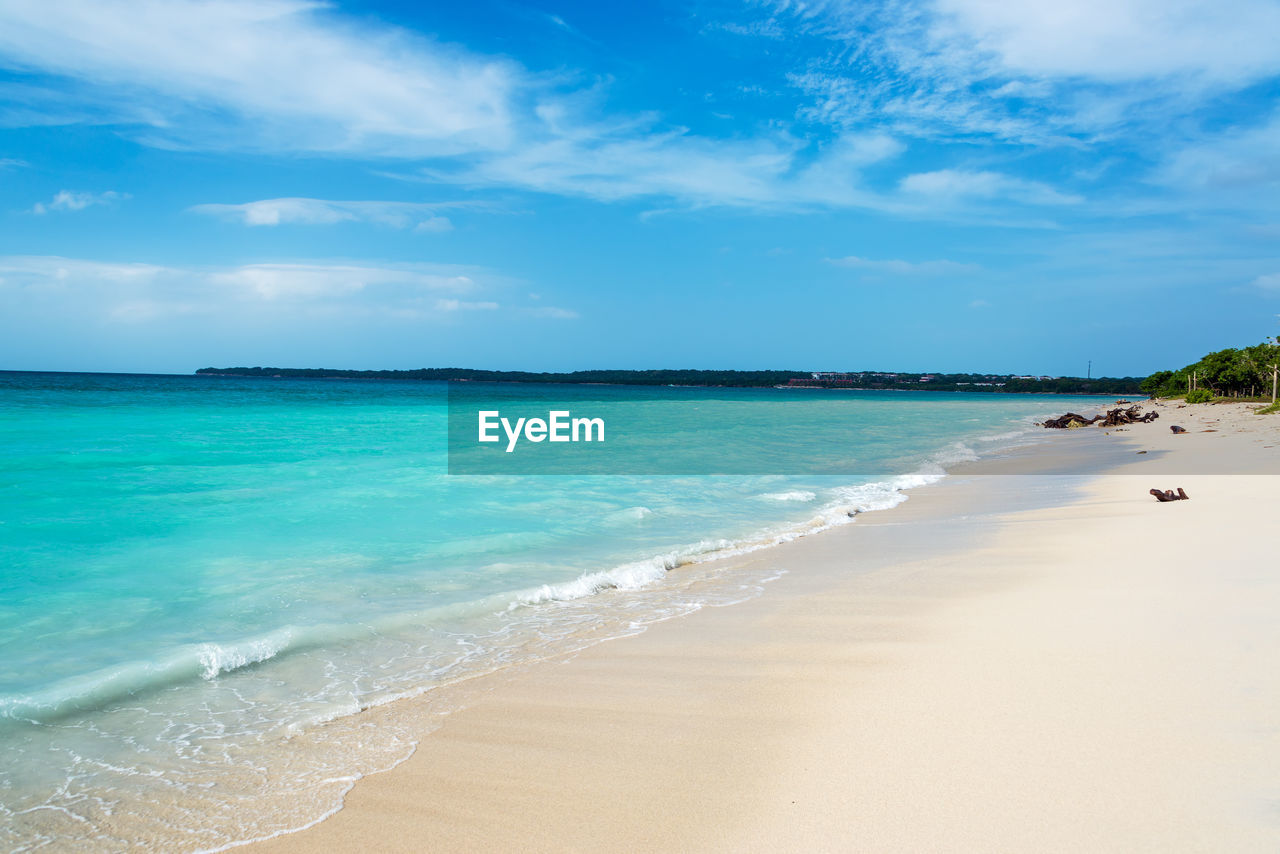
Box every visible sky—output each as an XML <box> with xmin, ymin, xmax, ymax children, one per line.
<box><xmin>1</xmin><ymin>0</ymin><xmax>1279</xmax><ymax>377</ymax></box>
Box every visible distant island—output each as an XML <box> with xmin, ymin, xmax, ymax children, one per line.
<box><xmin>195</xmin><ymin>367</ymin><xmax>1145</xmax><ymax>395</ymax></box>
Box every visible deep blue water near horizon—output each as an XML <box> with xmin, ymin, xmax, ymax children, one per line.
<box><xmin>0</xmin><ymin>372</ymin><xmax>1118</xmax><ymax>850</ymax></box>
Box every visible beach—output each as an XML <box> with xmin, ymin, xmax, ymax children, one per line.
<box><xmin>10</xmin><ymin>2</ymin><xmax>1279</xmax><ymax>850</ymax></box>
<box><xmin>251</xmin><ymin>401</ymin><xmax>1280</xmax><ymax>852</ymax></box>
<box><xmin>4</xmin><ymin>377</ymin><xmax>1144</xmax><ymax>851</ymax></box>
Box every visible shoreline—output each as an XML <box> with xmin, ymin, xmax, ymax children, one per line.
<box><xmin>3</xmin><ymin>382</ymin><xmax>1133</xmax><ymax>853</ymax></box>
<box><xmin>249</xmin><ymin>402</ymin><xmax>1280</xmax><ymax>851</ymax></box>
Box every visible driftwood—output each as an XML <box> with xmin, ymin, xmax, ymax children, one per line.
<box><xmin>1099</xmin><ymin>405</ymin><xmax>1159</xmax><ymax>426</ymax></box>
<box><xmin>1149</xmin><ymin>487</ymin><xmax>1190</xmax><ymax>502</ymax></box>
<box><xmin>1040</xmin><ymin>412</ymin><xmax>1098</xmax><ymax>428</ymax></box>
<box><xmin>1040</xmin><ymin>405</ymin><xmax>1157</xmax><ymax>429</ymax></box>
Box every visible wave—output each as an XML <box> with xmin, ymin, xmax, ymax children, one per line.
<box><xmin>759</xmin><ymin>490</ymin><xmax>817</xmax><ymax>502</ymax></box>
<box><xmin>604</xmin><ymin>505</ymin><xmax>653</xmax><ymax>522</ymax></box>
<box><xmin>0</xmin><ymin>463</ymin><xmax>956</xmax><ymax>729</ymax></box>
<box><xmin>196</xmin><ymin>630</ymin><xmax>295</xmax><ymax>680</ymax></box>
<box><xmin>0</xmin><ymin>629</ymin><xmax>307</xmax><ymax>725</ymax></box>
<box><xmin>509</xmin><ymin>471</ymin><xmax>943</xmax><ymax>609</ymax></box>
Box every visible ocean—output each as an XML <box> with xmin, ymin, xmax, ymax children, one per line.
<box><xmin>0</xmin><ymin>372</ymin><xmax>1116</xmax><ymax>850</ymax></box>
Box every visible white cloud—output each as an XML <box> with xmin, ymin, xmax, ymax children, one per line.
<box><xmin>827</xmin><ymin>255</ymin><xmax>978</xmax><ymax>275</ymax></box>
<box><xmin>759</xmin><ymin>0</ymin><xmax>1280</xmax><ymax>154</ymax></box>
<box><xmin>0</xmin><ymin>0</ymin><xmax>915</xmax><ymax>210</ymax></box>
<box><xmin>1252</xmin><ymin>273</ymin><xmax>1280</xmax><ymax>292</ymax></box>
<box><xmin>32</xmin><ymin>189</ymin><xmax>127</xmax><ymax>214</ymax></box>
<box><xmin>440</xmin><ymin>131</ymin><xmax>792</xmax><ymax>205</ymax></box>
<box><xmin>191</xmin><ymin>198</ymin><xmax>460</xmax><ymax>231</ymax></box>
<box><xmin>0</xmin><ymin>256</ymin><xmax>166</xmax><ymax>282</ymax></box>
<box><xmin>769</xmin><ymin>0</ymin><xmax>1280</xmax><ymax>86</ymax></box>
<box><xmin>989</xmin><ymin>81</ymin><xmax>1051</xmax><ymax>99</ymax></box>
<box><xmin>425</xmin><ymin>128</ymin><xmax>907</xmax><ymax>210</ymax></box>
<box><xmin>0</xmin><ymin>157</ymin><xmax>29</xmax><ymax>169</ymax></box>
<box><xmin>0</xmin><ymin>256</ymin><xmax>596</xmax><ymax>371</ymax></box>
<box><xmin>0</xmin><ymin>0</ymin><xmax>1020</xmax><ymax>216</ymax></box>
<box><xmin>1159</xmin><ymin>115</ymin><xmax>1280</xmax><ymax>192</ymax></box>
<box><xmin>206</xmin><ymin>263</ymin><xmax>475</xmax><ymax>301</ymax></box>
<box><xmin>704</xmin><ymin>19</ymin><xmax>786</xmax><ymax>39</ymax></box>
<box><xmin>0</xmin><ymin>0</ymin><xmax>519</xmax><ymax>156</ymax></box>
<box><xmin>414</xmin><ymin>215</ymin><xmax>454</xmax><ymax>233</ymax></box>
<box><xmin>526</xmin><ymin>306</ymin><xmax>579</xmax><ymax>319</ymax></box>
<box><xmin>0</xmin><ymin>256</ymin><xmax>501</xmax><ymax>318</ymax></box>
<box><xmin>0</xmin><ymin>0</ymin><xmax>1208</xmax><ymax>216</ymax></box>
<box><xmin>435</xmin><ymin>298</ymin><xmax>498</xmax><ymax>311</ymax></box>
<box><xmin>932</xmin><ymin>0</ymin><xmax>1280</xmax><ymax>84</ymax></box>
<box><xmin>899</xmin><ymin>169</ymin><xmax>1082</xmax><ymax>205</ymax></box>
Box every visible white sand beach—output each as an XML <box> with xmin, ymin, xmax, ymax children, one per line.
<box><xmin>253</xmin><ymin>402</ymin><xmax>1280</xmax><ymax>853</ymax></box>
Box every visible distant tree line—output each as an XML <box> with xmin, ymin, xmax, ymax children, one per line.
<box><xmin>1140</xmin><ymin>340</ymin><xmax>1280</xmax><ymax>398</ymax></box>
<box><xmin>195</xmin><ymin>366</ymin><xmax>1145</xmax><ymax>394</ymax></box>
<box><xmin>195</xmin><ymin>367</ymin><xmax>807</xmax><ymax>387</ymax></box>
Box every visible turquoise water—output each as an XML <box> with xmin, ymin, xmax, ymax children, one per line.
<box><xmin>0</xmin><ymin>372</ymin><xmax>1114</xmax><ymax>850</ymax></box>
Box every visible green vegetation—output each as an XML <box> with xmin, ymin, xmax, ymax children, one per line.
<box><xmin>1142</xmin><ymin>340</ymin><xmax>1280</xmax><ymax>400</ymax></box>
<box><xmin>194</xmin><ymin>366</ymin><xmax>1145</xmax><ymax>394</ymax></box>
<box><xmin>1185</xmin><ymin>388</ymin><xmax>1213</xmax><ymax>404</ymax></box>
<box><xmin>1256</xmin><ymin>402</ymin><xmax>1280</xmax><ymax>415</ymax></box>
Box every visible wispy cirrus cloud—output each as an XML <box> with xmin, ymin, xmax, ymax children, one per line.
<box><xmin>931</xmin><ymin>0</ymin><xmax>1280</xmax><ymax>85</ymax></box>
<box><xmin>759</xmin><ymin>0</ymin><xmax>1280</xmax><ymax>139</ymax></box>
<box><xmin>745</xmin><ymin>0</ymin><xmax>1280</xmax><ymax>222</ymax></box>
<box><xmin>31</xmin><ymin>189</ymin><xmax>128</xmax><ymax>214</ymax></box>
<box><xmin>525</xmin><ymin>305</ymin><xmax>579</xmax><ymax>319</ymax></box>
<box><xmin>899</xmin><ymin>170</ymin><xmax>1082</xmax><ymax>206</ymax></box>
<box><xmin>190</xmin><ymin>198</ymin><xmax>463</xmax><ymax>231</ymax></box>
<box><xmin>0</xmin><ymin>255</ymin><xmax>583</xmax><ymax>326</ymax></box>
<box><xmin>423</xmin><ymin>127</ymin><xmax>907</xmax><ymax>210</ymax></box>
<box><xmin>1157</xmin><ymin>115</ymin><xmax>1280</xmax><ymax>194</ymax></box>
<box><xmin>205</xmin><ymin>262</ymin><xmax>477</xmax><ymax>301</ymax></box>
<box><xmin>0</xmin><ymin>256</ymin><xmax>486</xmax><ymax>316</ymax></box>
<box><xmin>0</xmin><ymin>255</ymin><xmax>580</xmax><ymax>371</ymax></box>
<box><xmin>435</xmin><ymin>298</ymin><xmax>499</xmax><ymax>312</ymax></box>
<box><xmin>3</xmin><ymin>0</ymin><xmax>1273</xmax><ymax>222</ymax></box>
<box><xmin>1252</xmin><ymin>273</ymin><xmax>1280</xmax><ymax>292</ymax></box>
<box><xmin>0</xmin><ymin>0</ymin><xmax>1052</xmax><ymax>215</ymax></box>
<box><xmin>826</xmin><ymin>255</ymin><xmax>978</xmax><ymax>275</ymax></box>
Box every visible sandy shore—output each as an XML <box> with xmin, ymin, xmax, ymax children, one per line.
<box><xmin>253</xmin><ymin>401</ymin><xmax>1280</xmax><ymax>853</ymax></box>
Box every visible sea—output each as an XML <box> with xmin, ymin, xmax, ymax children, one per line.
<box><xmin>0</xmin><ymin>372</ymin><xmax>1118</xmax><ymax>851</ymax></box>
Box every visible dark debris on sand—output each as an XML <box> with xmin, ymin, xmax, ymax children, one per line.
<box><xmin>1040</xmin><ymin>405</ymin><xmax>1159</xmax><ymax>429</ymax></box>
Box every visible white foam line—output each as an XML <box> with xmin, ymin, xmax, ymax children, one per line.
<box><xmin>505</xmin><ymin>471</ymin><xmax>946</xmax><ymax>611</ymax></box>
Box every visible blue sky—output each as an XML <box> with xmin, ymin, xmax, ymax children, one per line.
<box><xmin>1</xmin><ymin>0</ymin><xmax>1278</xmax><ymax>376</ymax></box>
